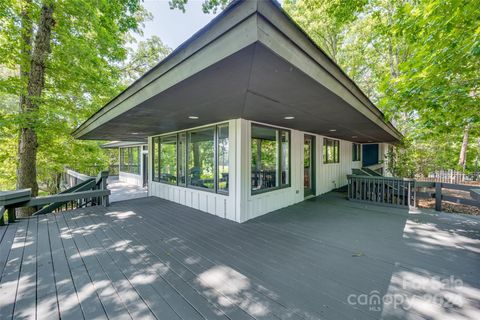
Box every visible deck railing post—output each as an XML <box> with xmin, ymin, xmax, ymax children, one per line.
<box><xmin>435</xmin><ymin>182</ymin><xmax>442</xmax><ymax>211</ymax></box>
<box><xmin>7</xmin><ymin>207</ymin><xmax>15</xmax><ymax>223</ymax></box>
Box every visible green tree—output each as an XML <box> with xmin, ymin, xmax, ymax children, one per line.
<box><xmin>0</xmin><ymin>0</ymin><xmax>149</xmax><ymax>215</ymax></box>
<box><xmin>285</xmin><ymin>0</ymin><xmax>480</xmax><ymax>176</ymax></box>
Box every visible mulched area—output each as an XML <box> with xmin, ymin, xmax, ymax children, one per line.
<box><xmin>416</xmin><ymin>180</ymin><xmax>480</xmax><ymax>215</ymax></box>
<box><xmin>418</xmin><ymin>198</ymin><xmax>480</xmax><ymax>216</ymax></box>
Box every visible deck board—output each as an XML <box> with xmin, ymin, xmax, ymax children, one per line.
<box><xmin>47</xmin><ymin>213</ymin><xmax>85</xmax><ymax>320</ymax></box>
<box><xmin>36</xmin><ymin>215</ymin><xmax>60</xmax><ymax>320</ymax></box>
<box><xmin>0</xmin><ymin>192</ymin><xmax>479</xmax><ymax>320</ymax></box>
<box><xmin>0</xmin><ymin>223</ymin><xmax>18</xmax><ymax>284</ymax></box>
<box><xmin>83</xmin><ymin>212</ymin><xmax>214</xmax><ymax>320</ymax></box>
<box><xmin>13</xmin><ymin>216</ymin><xmax>37</xmax><ymax>320</ymax></box>
<box><xmin>0</xmin><ymin>218</ymin><xmax>29</xmax><ymax>319</ymax></box>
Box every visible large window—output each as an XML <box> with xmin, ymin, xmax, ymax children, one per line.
<box><xmin>178</xmin><ymin>133</ymin><xmax>187</xmax><ymax>186</ymax></box>
<box><xmin>251</xmin><ymin>124</ymin><xmax>290</xmax><ymax>194</ymax></box>
<box><xmin>352</xmin><ymin>143</ymin><xmax>361</xmax><ymax>162</ymax></box>
<box><xmin>217</xmin><ymin>124</ymin><xmax>229</xmax><ymax>193</ymax></box>
<box><xmin>323</xmin><ymin>138</ymin><xmax>340</xmax><ymax>164</ymax></box>
<box><xmin>152</xmin><ymin>123</ymin><xmax>229</xmax><ymax>194</ymax></box>
<box><xmin>159</xmin><ymin>135</ymin><xmax>177</xmax><ymax>184</ymax></box>
<box><xmin>188</xmin><ymin>127</ymin><xmax>215</xmax><ymax>190</ymax></box>
<box><xmin>119</xmin><ymin>146</ymin><xmax>140</xmax><ymax>174</ymax></box>
<box><xmin>152</xmin><ymin>137</ymin><xmax>159</xmax><ymax>180</ymax></box>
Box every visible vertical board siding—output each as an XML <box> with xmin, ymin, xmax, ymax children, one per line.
<box><xmin>148</xmin><ymin>119</ymin><xmax>384</xmax><ymax>223</ymax></box>
<box><xmin>150</xmin><ymin>182</ymin><xmax>232</xmax><ymax>220</ymax></box>
<box><xmin>148</xmin><ymin>119</ymin><xmax>238</xmax><ymax>222</ymax></box>
<box><xmin>244</xmin><ymin>121</ymin><xmax>365</xmax><ymax>222</ymax></box>
<box><xmin>119</xmin><ymin>171</ymin><xmax>143</xmax><ymax>187</ymax></box>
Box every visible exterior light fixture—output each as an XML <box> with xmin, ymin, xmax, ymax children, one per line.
<box><xmin>284</xmin><ymin>116</ymin><xmax>295</xmax><ymax>120</ymax></box>
<box><xmin>329</xmin><ymin>129</ymin><xmax>337</xmax><ymax>132</ymax></box>
<box><xmin>188</xmin><ymin>116</ymin><xmax>199</xmax><ymax>119</ymax></box>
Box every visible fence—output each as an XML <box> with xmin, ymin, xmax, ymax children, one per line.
<box><xmin>347</xmin><ymin>174</ymin><xmax>480</xmax><ymax>211</ymax></box>
<box><xmin>416</xmin><ymin>169</ymin><xmax>478</xmax><ymax>184</ymax></box>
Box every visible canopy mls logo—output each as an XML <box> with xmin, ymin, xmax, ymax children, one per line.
<box><xmin>347</xmin><ymin>275</ymin><xmax>465</xmax><ymax>312</ymax></box>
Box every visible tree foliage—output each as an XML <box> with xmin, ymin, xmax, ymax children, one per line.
<box><xmin>285</xmin><ymin>0</ymin><xmax>480</xmax><ymax>176</ymax></box>
<box><xmin>0</xmin><ymin>0</ymin><xmax>170</xmax><ymax>192</ymax></box>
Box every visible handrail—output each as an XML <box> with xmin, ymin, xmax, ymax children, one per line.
<box><xmin>0</xmin><ymin>170</ymin><xmax>110</xmax><ymax>223</ymax></box>
<box><xmin>347</xmin><ymin>174</ymin><xmax>415</xmax><ymax>182</ymax></box>
<box><xmin>347</xmin><ymin>174</ymin><xmax>480</xmax><ymax>211</ymax></box>
<box><xmin>27</xmin><ymin>190</ymin><xmax>110</xmax><ymax>207</ymax></box>
<box><xmin>361</xmin><ymin>167</ymin><xmax>383</xmax><ymax>177</ymax></box>
<box><xmin>33</xmin><ymin>178</ymin><xmax>96</xmax><ymax>215</ymax></box>
<box><xmin>347</xmin><ymin>175</ymin><xmax>416</xmax><ymax>208</ymax></box>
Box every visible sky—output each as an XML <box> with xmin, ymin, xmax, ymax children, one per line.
<box><xmin>138</xmin><ymin>0</ymin><xmax>283</xmax><ymax>50</ymax></box>
<box><xmin>138</xmin><ymin>0</ymin><xmax>220</xmax><ymax>50</ymax></box>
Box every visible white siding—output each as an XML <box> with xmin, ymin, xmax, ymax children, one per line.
<box><xmin>148</xmin><ymin>118</ymin><xmax>386</xmax><ymax>223</ymax></box>
<box><xmin>119</xmin><ymin>171</ymin><xmax>143</xmax><ymax>187</ymax></box>
<box><xmin>148</xmin><ymin>119</ymin><xmax>239</xmax><ymax>222</ymax></box>
<box><xmin>242</xmin><ymin>120</ymin><xmax>363</xmax><ymax>221</ymax></box>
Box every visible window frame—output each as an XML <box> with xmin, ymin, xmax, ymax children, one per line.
<box><xmin>158</xmin><ymin>134</ymin><xmax>178</xmax><ymax>185</ymax></box>
<box><xmin>323</xmin><ymin>138</ymin><xmax>340</xmax><ymax>164</ymax></box>
<box><xmin>151</xmin><ymin>123</ymin><xmax>229</xmax><ymax>195</ymax></box>
<box><xmin>352</xmin><ymin>143</ymin><xmax>361</xmax><ymax>162</ymax></box>
<box><xmin>119</xmin><ymin>146</ymin><xmax>141</xmax><ymax>174</ymax></box>
<box><xmin>186</xmin><ymin>126</ymin><xmax>216</xmax><ymax>192</ymax></box>
<box><xmin>250</xmin><ymin>123</ymin><xmax>291</xmax><ymax>196</ymax></box>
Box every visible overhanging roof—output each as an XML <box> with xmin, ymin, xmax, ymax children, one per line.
<box><xmin>73</xmin><ymin>0</ymin><xmax>402</xmax><ymax>143</ymax></box>
<box><xmin>101</xmin><ymin>141</ymin><xmax>147</xmax><ymax>149</ymax></box>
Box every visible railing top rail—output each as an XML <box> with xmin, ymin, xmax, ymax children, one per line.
<box><xmin>65</xmin><ymin>168</ymin><xmax>93</xmax><ymax>181</ymax></box>
<box><xmin>347</xmin><ymin>174</ymin><xmax>416</xmax><ymax>182</ymax></box>
<box><xmin>0</xmin><ymin>189</ymin><xmax>32</xmax><ymax>206</ymax></box>
<box><xmin>27</xmin><ymin>190</ymin><xmax>110</xmax><ymax>209</ymax></box>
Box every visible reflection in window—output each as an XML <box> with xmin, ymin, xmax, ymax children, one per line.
<box><xmin>217</xmin><ymin>124</ymin><xmax>229</xmax><ymax>193</ymax></box>
<box><xmin>352</xmin><ymin>143</ymin><xmax>361</xmax><ymax>162</ymax></box>
<box><xmin>160</xmin><ymin>135</ymin><xmax>177</xmax><ymax>184</ymax></box>
<box><xmin>153</xmin><ymin>137</ymin><xmax>159</xmax><ymax>180</ymax></box>
<box><xmin>188</xmin><ymin>127</ymin><xmax>215</xmax><ymax>190</ymax></box>
<box><xmin>178</xmin><ymin>133</ymin><xmax>187</xmax><ymax>186</ymax></box>
<box><xmin>251</xmin><ymin>124</ymin><xmax>290</xmax><ymax>193</ymax></box>
<box><xmin>119</xmin><ymin>146</ymin><xmax>140</xmax><ymax>174</ymax></box>
<box><xmin>323</xmin><ymin>138</ymin><xmax>340</xmax><ymax>164</ymax></box>
<box><xmin>280</xmin><ymin>130</ymin><xmax>290</xmax><ymax>186</ymax></box>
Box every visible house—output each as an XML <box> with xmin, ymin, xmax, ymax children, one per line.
<box><xmin>101</xmin><ymin>141</ymin><xmax>149</xmax><ymax>187</ymax></box>
<box><xmin>73</xmin><ymin>0</ymin><xmax>401</xmax><ymax>222</ymax></box>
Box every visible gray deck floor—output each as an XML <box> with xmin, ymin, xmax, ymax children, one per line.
<box><xmin>108</xmin><ymin>176</ymin><xmax>147</xmax><ymax>203</ymax></box>
<box><xmin>0</xmin><ymin>192</ymin><xmax>479</xmax><ymax>320</ymax></box>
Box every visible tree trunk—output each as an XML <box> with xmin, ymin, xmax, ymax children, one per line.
<box><xmin>458</xmin><ymin>123</ymin><xmax>470</xmax><ymax>171</ymax></box>
<box><xmin>16</xmin><ymin>2</ymin><xmax>55</xmax><ymax>217</ymax></box>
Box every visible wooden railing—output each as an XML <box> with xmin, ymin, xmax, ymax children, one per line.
<box><xmin>0</xmin><ymin>171</ymin><xmax>110</xmax><ymax>225</ymax></box>
<box><xmin>417</xmin><ymin>169</ymin><xmax>478</xmax><ymax>184</ymax></box>
<box><xmin>347</xmin><ymin>175</ymin><xmax>480</xmax><ymax>211</ymax></box>
<box><xmin>416</xmin><ymin>181</ymin><xmax>480</xmax><ymax>211</ymax></box>
<box><xmin>347</xmin><ymin>175</ymin><xmax>416</xmax><ymax>208</ymax></box>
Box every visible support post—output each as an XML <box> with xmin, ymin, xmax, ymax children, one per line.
<box><xmin>7</xmin><ymin>207</ymin><xmax>15</xmax><ymax>223</ymax></box>
<box><xmin>435</xmin><ymin>182</ymin><xmax>442</xmax><ymax>211</ymax></box>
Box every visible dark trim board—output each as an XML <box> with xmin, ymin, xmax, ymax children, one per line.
<box><xmin>73</xmin><ymin>0</ymin><xmax>401</xmax><ymax>144</ymax></box>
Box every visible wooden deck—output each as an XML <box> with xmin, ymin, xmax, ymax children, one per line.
<box><xmin>1</xmin><ymin>192</ymin><xmax>479</xmax><ymax>320</ymax></box>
